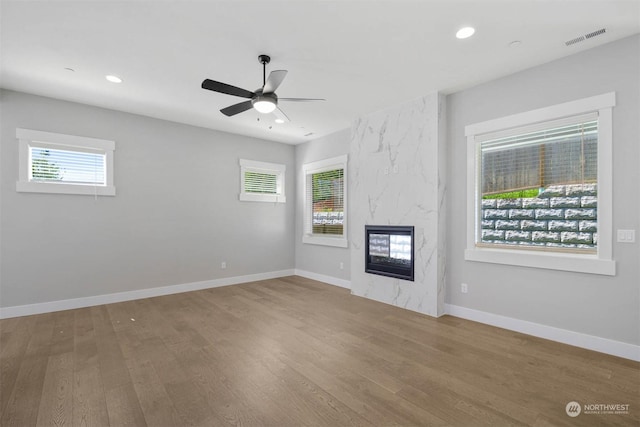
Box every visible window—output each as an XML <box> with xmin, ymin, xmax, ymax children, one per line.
<box><xmin>465</xmin><ymin>93</ymin><xmax>615</xmax><ymax>275</ymax></box>
<box><xmin>239</xmin><ymin>159</ymin><xmax>286</xmax><ymax>203</ymax></box>
<box><xmin>16</xmin><ymin>128</ymin><xmax>115</xmax><ymax>196</ymax></box>
<box><xmin>303</xmin><ymin>155</ymin><xmax>348</xmax><ymax>247</ymax></box>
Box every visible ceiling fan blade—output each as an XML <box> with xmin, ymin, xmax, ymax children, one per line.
<box><xmin>263</xmin><ymin>70</ymin><xmax>288</xmax><ymax>94</ymax></box>
<box><xmin>279</xmin><ymin>97</ymin><xmax>326</xmax><ymax>102</ymax></box>
<box><xmin>202</xmin><ymin>79</ymin><xmax>255</xmax><ymax>99</ymax></box>
<box><xmin>273</xmin><ymin>106</ymin><xmax>290</xmax><ymax>123</ymax></box>
<box><xmin>220</xmin><ymin>100</ymin><xmax>254</xmax><ymax>117</ymax></box>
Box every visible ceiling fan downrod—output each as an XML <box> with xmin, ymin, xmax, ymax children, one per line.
<box><xmin>258</xmin><ymin>54</ymin><xmax>271</xmax><ymax>87</ymax></box>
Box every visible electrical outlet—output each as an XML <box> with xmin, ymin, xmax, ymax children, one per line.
<box><xmin>339</xmin><ymin>262</ymin><xmax>344</xmax><ymax>270</ymax></box>
<box><xmin>221</xmin><ymin>261</ymin><xmax>227</xmax><ymax>269</ymax></box>
<box><xmin>461</xmin><ymin>283</ymin><xmax>468</xmax><ymax>294</ymax></box>
<box><xmin>617</xmin><ymin>229</ymin><xmax>636</xmax><ymax>243</ymax></box>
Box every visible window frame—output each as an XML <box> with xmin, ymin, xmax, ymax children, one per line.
<box><xmin>16</xmin><ymin>128</ymin><xmax>116</xmax><ymax>196</ymax></box>
<box><xmin>302</xmin><ymin>154</ymin><xmax>348</xmax><ymax>248</ymax></box>
<box><xmin>239</xmin><ymin>159</ymin><xmax>286</xmax><ymax>203</ymax></box>
<box><xmin>464</xmin><ymin>92</ymin><xmax>616</xmax><ymax>276</ymax></box>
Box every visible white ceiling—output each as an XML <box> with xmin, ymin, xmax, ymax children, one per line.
<box><xmin>1</xmin><ymin>1</ymin><xmax>639</xmax><ymax>144</ymax></box>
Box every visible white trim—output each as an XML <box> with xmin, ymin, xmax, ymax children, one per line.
<box><xmin>0</xmin><ymin>269</ymin><xmax>294</xmax><ymax>319</ymax></box>
<box><xmin>464</xmin><ymin>247</ymin><xmax>616</xmax><ymax>276</ymax></box>
<box><xmin>445</xmin><ymin>304</ymin><xmax>640</xmax><ymax>362</ymax></box>
<box><xmin>302</xmin><ymin>235</ymin><xmax>348</xmax><ymax>248</ymax></box>
<box><xmin>16</xmin><ymin>128</ymin><xmax>115</xmax><ymax>151</ymax></box>
<box><xmin>16</xmin><ymin>128</ymin><xmax>116</xmax><ymax>197</ymax></box>
<box><xmin>302</xmin><ymin>154</ymin><xmax>348</xmax><ymax>173</ymax></box>
<box><xmin>239</xmin><ymin>193</ymin><xmax>286</xmax><ymax>203</ymax></box>
<box><xmin>465</xmin><ymin>92</ymin><xmax>616</xmax><ymax>136</ymax></box>
<box><xmin>294</xmin><ymin>269</ymin><xmax>351</xmax><ymax>290</ymax></box>
<box><xmin>465</xmin><ymin>93</ymin><xmax>615</xmax><ymax>274</ymax></box>
<box><xmin>239</xmin><ymin>159</ymin><xmax>285</xmax><ymax>172</ymax></box>
<box><xmin>16</xmin><ymin>181</ymin><xmax>116</xmax><ymax>196</ymax></box>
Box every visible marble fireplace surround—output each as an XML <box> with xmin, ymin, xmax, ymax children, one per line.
<box><xmin>349</xmin><ymin>93</ymin><xmax>446</xmax><ymax>317</ymax></box>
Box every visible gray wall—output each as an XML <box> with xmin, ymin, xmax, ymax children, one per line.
<box><xmin>446</xmin><ymin>35</ymin><xmax>640</xmax><ymax>345</ymax></box>
<box><xmin>294</xmin><ymin>129</ymin><xmax>351</xmax><ymax>281</ymax></box>
<box><xmin>0</xmin><ymin>90</ymin><xmax>296</xmax><ymax>307</ymax></box>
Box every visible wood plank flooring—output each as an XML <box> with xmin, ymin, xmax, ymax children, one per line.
<box><xmin>1</xmin><ymin>276</ymin><xmax>638</xmax><ymax>426</ymax></box>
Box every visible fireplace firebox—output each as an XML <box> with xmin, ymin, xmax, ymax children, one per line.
<box><xmin>365</xmin><ymin>225</ymin><xmax>414</xmax><ymax>281</ymax></box>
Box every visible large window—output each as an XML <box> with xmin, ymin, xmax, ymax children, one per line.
<box><xmin>303</xmin><ymin>155</ymin><xmax>348</xmax><ymax>248</ymax></box>
<box><xmin>465</xmin><ymin>93</ymin><xmax>615</xmax><ymax>275</ymax></box>
<box><xmin>16</xmin><ymin>128</ymin><xmax>115</xmax><ymax>196</ymax></box>
<box><xmin>239</xmin><ymin>159</ymin><xmax>286</xmax><ymax>203</ymax></box>
<box><xmin>480</xmin><ymin>114</ymin><xmax>598</xmax><ymax>251</ymax></box>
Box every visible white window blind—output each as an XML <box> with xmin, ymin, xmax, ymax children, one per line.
<box><xmin>30</xmin><ymin>146</ymin><xmax>106</xmax><ymax>185</ymax></box>
<box><xmin>239</xmin><ymin>159</ymin><xmax>286</xmax><ymax>203</ymax></box>
<box><xmin>16</xmin><ymin>128</ymin><xmax>116</xmax><ymax>196</ymax></box>
<box><xmin>243</xmin><ymin>171</ymin><xmax>277</xmax><ymax>194</ymax></box>
<box><xmin>481</xmin><ymin>113</ymin><xmax>598</xmax><ymax>196</ymax></box>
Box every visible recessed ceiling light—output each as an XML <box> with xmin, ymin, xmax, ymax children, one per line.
<box><xmin>509</xmin><ymin>40</ymin><xmax>522</xmax><ymax>48</ymax></box>
<box><xmin>64</xmin><ymin>67</ymin><xmax>75</xmax><ymax>72</ymax></box>
<box><xmin>456</xmin><ymin>27</ymin><xmax>475</xmax><ymax>39</ymax></box>
<box><xmin>275</xmin><ymin>118</ymin><xmax>285</xmax><ymax>124</ymax></box>
<box><xmin>105</xmin><ymin>75</ymin><xmax>123</xmax><ymax>83</ymax></box>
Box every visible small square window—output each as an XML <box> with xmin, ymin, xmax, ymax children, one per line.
<box><xmin>239</xmin><ymin>159</ymin><xmax>286</xmax><ymax>203</ymax></box>
<box><xmin>16</xmin><ymin>128</ymin><xmax>115</xmax><ymax>196</ymax></box>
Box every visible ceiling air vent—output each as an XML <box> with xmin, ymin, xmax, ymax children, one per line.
<box><xmin>585</xmin><ymin>28</ymin><xmax>606</xmax><ymax>39</ymax></box>
<box><xmin>565</xmin><ymin>28</ymin><xmax>606</xmax><ymax>46</ymax></box>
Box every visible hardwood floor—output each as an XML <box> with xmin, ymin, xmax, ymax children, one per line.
<box><xmin>1</xmin><ymin>276</ymin><xmax>638</xmax><ymax>426</ymax></box>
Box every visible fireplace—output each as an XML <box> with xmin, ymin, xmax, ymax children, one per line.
<box><xmin>365</xmin><ymin>225</ymin><xmax>414</xmax><ymax>281</ymax></box>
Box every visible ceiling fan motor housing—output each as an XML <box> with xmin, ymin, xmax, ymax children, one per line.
<box><xmin>252</xmin><ymin>90</ymin><xmax>278</xmax><ymax>113</ymax></box>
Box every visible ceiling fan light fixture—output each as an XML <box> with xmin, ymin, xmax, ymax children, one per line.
<box><xmin>252</xmin><ymin>96</ymin><xmax>277</xmax><ymax>114</ymax></box>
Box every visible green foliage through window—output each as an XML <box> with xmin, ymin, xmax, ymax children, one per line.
<box><xmin>244</xmin><ymin>171</ymin><xmax>277</xmax><ymax>194</ymax></box>
<box><xmin>31</xmin><ymin>149</ymin><xmax>62</xmax><ymax>181</ymax></box>
<box><xmin>482</xmin><ymin>188</ymin><xmax>540</xmax><ymax>199</ymax></box>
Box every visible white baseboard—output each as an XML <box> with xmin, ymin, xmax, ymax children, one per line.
<box><xmin>0</xmin><ymin>269</ymin><xmax>295</xmax><ymax>319</ymax></box>
<box><xmin>6</xmin><ymin>274</ymin><xmax>634</xmax><ymax>361</ymax></box>
<box><xmin>294</xmin><ymin>269</ymin><xmax>351</xmax><ymax>290</ymax></box>
<box><xmin>445</xmin><ymin>304</ymin><xmax>640</xmax><ymax>362</ymax></box>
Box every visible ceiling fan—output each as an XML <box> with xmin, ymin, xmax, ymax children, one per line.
<box><xmin>201</xmin><ymin>54</ymin><xmax>324</xmax><ymax>122</ymax></box>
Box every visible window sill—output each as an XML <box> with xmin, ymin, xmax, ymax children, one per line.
<box><xmin>239</xmin><ymin>193</ymin><xmax>286</xmax><ymax>203</ymax></box>
<box><xmin>464</xmin><ymin>247</ymin><xmax>615</xmax><ymax>276</ymax></box>
<box><xmin>16</xmin><ymin>181</ymin><xmax>116</xmax><ymax>196</ymax></box>
<box><xmin>303</xmin><ymin>234</ymin><xmax>348</xmax><ymax>248</ymax></box>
